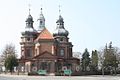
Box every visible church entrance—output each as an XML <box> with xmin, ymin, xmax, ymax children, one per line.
<box><xmin>40</xmin><ymin>61</ymin><xmax>52</xmax><ymax>73</ymax></box>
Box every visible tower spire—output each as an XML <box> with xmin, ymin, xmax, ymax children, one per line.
<box><xmin>28</xmin><ymin>4</ymin><xmax>31</xmax><ymax>15</ymax></box>
<box><xmin>40</xmin><ymin>7</ymin><xmax>42</xmax><ymax>14</ymax></box>
<box><xmin>40</xmin><ymin>2</ymin><xmax>43</xmax><ymax>14</ymax></box>
<box><xmin>37</xmin><ymin>5</ymin><xmax>45</xmax><ymax>32</ymax></box>
<box><xmin>59</xmin><ymin>5</ymin><xmax>61</xmax><ymax>15</ymax></box>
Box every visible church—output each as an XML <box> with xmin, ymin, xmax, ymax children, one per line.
<box><xmin>19</xmin><ymin>7</ymin><xmax>80</xmax><ymax>75</ymax></box>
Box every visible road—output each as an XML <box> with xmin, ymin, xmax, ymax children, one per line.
<box><xmin>0</xmin><ymin>74</ymin><xmax>120</xmax><ymax>80</ymax></box>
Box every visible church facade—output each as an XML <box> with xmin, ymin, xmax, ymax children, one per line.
<box><xmin>19</xmin><ymin>8</ymin><xmax>80</xmax><ymax>75</ymax></box>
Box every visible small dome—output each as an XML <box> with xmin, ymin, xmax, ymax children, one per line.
<box><xmin>24</xmin><ymin>14</ymin><xmax>37</xmax><ymax>33</ymax></box>
<box><xmin>26</xmin><ymin>14</ymin><xmax>34</xmax><ymax>22</ymax></box>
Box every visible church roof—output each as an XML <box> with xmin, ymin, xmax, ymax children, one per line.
<box><xmin>35</xmin><ymin>28</ymin><xmax>53</xmax><ymax>41</ymax></box>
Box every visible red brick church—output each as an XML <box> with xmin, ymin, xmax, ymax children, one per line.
<box><xmin>19</xmin><ymin>8</ymin><xmax>79</xmax><ymax>75</ymax></box>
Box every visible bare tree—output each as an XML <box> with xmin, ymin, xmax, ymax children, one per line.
<box><xmin>1</xmin><ymin>43</ymin><xmax>17</xmax><ymax>61</ymax></box>
<box><xmin>98</xmin><ymin>42</ymin><xmax>120</xmax><ymax>75</ymax></box>
<box><xmin>0</xmin><ymin>43</ymin><xmax>17</xmax><ymax>73</ymax></box>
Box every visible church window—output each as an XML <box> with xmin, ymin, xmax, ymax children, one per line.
<box><xmin>40</xmin><ymin>21</ymin><xmax>42</xmax><ymax>24</ymax></box>
<box><xmin>35</xmin><ymin>49</ymin><xmax>38</xmax><ymax>56</ymax></box>
<box><xmin>60</xmin><ymin>49</ymin><xmax>64</xmax><ymax>56</ymax></box>
<box><xmin>26</xmin><ymin>48</ymin><xmax>32</xmax><ymax>57</ymax></box>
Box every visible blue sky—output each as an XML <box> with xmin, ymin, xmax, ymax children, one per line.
<box><xmin>0</xmin><ymin>0</ymin><xmax>120</xmax><ymax>56</ymax></box>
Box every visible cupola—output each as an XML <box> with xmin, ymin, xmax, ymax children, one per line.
<box><xmin>37</xmin><ymin>8</ymin><xmax>45</xmax><ymax>32</ymax></box>
<box><xmin>53</xmin><ymin>15</ymin><xmax>69</xmax><ymax>37</ymax></box>
<box><xmin>22</xmin><ymin>8</ymin><xmax>37</xmax><ymax>35</ymax></box>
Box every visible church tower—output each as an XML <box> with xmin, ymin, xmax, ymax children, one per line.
<box><xmin>53</xmin><ymin>13</ymin><xmax>73</xmax><ymax>59</ymax></box>
<box><xmin>20</xmin><ymin>9</ymin><xmax>37</xmax><ymax>59</ymax></box>
<box><xmin>37</xmin><ymin>8</ymin><xmax>45</xmax><ymax>32</ymax></box>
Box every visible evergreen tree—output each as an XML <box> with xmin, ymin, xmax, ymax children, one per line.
<box><xmin>81</xmin><ymin>48</ymin><xmax>91</xmax><ymax>71</ymax></box>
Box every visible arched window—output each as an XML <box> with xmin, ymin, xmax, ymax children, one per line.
<box><xmin>60</xmin><ymin>49</ymin><xmax>64</xmax><ymax>56</ymax></box>
<box><xmin>26</xmin><ymin>48</ymin><xmax>32</xmax><ymax>57</ymax></box>
<box><xmin>40</xmin><ymin>21</ymin><xmax>43</xmax><ymax>24</ymax></box>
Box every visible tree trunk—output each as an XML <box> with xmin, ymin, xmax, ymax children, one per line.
<box><xmin>114</xmin><ymin>67</ymin><xmax>117</xmax><ymax>75</ymax></box>
<box><xmin>102</xmin><ymin>67</ymin><xmax>104</xmax><ymax>76</ymax></box>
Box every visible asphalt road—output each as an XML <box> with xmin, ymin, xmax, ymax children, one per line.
<box><xmin>0</xmin><ymin>74</ymin><xmax>120</xmax><ymax>80</ymax></box>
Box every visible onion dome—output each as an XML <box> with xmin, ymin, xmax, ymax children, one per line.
<box><xmin>21</xmin><ymin>14</ymin><xmax>37</xmax><ymax>36</ymax></box>
<box><xmin>24</xmin><ymin>14</ymin><xmax>37</xmax><ymax>33</ymax></box>
<box><xmin>53</xmin><ymin>15</ymin><xmax>69</xmax><ymax>37</ymax></box>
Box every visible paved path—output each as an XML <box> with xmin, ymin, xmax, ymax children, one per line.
<box><xmin>0</xmin><ymin>74</ymin><xmax>120</xmax><ymax>80</ymax></box>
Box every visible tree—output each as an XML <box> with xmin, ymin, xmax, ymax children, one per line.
<box><xmin>81</xmin><ymin>48</ymin><xmax>91</xmax><ymax>71</ymax></box>
<box><xmin>98</xmin><ymin>49</ymin><xmax>105</xmax><ymax>76</ymax></box>
<box><xmin>103</xmin><ymin>42</ymin><xmax>118</xmax><ymax>74</ymax></box>
<box><xmin>4</xmin><ymin>54</ymin><xmax>18</xmax><ymax>74</ymax></box>
<box><xmin>99</xmin><ymin>42</ymin><xmax>119</xmax><ymax>75</ymax></box>
<box><xmin>91</xmin><ymin>50</ymin><xmax>98</xmax><ymax>71</ymax></box>
<box><xmin>1</xmin><ymin>43</ymin><xmax>18</xmax><ymax>74</ymax></box>
<box><xmin>1</xmin><ymin>43</ymin><xmax>17</xmax><ymax>62</ymax></box>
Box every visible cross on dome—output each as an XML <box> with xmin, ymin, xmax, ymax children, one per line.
<box><xmin>28</xmin><ymin>4</ymin><xmax>31</xmax><ymax>15</ymax></box>
<box><xmin>59</xmin><ymin>5</ymin><xmax>61</xmax><ymax>15</ymax></box>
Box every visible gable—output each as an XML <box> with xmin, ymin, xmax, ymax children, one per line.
<box><xmin>33</xmin><ymin>51</ymin><xmax>56</xmax><ymax>59</ymax></box>
<box><xmin>35</xmin><ymin>28</ymin><xmax>54</xmax><ymax>41</ymax></box>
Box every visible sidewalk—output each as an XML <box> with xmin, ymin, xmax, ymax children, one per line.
<box><xmin>0</xmin><ymin>74</ymin><xmax>120</xmax><ymax>80</ymax></box>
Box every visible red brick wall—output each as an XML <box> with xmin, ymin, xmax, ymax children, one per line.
<box><xmin>39</xmin><ymin>43</ymin><xmax>53</xmax><ymax>54</ymax></box>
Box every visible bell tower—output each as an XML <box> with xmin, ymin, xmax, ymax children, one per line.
<box><xmin>37</xmin><ymin>8</ymin><xmax>45</xmax><ymax>32</ymax></box>
<box><xmin>53</xmin><ymin>7</ymin><xmax>73</xmax><ymax>59</ymax></box>
<box><xmin>20</xmin><ymin>7</ymin><xmax>37</xmax><ymax>59</ymax></box>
